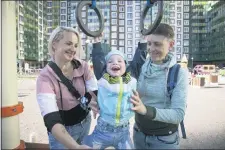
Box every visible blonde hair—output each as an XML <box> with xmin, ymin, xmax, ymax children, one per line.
<box><xmin>48</xmin><ymin>26</ymin><xmax>85</xmax><ymax>59</ymax></box>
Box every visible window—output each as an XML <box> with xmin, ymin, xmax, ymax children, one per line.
<box><xmin>127</xmin><ymin>13</ymin><xmax>132</xmax><ymax>19</ymax></box>
<box><xmin>119</xmin><ymin>1</ymin><xmax>124</xmax><ymax>5</ymax></box>
<box><xmin>61</xmin><ymin>9</ymin><xmax>66</xmax><ymax>14</ymax></box>
<box><xmin>127</xmin><ymin>6</ymin><xmax>132</xmax><ymax>12</ymax></box>
<box><xmin>184</xmin><ymin>20</ymin><xmax>189</xmax><ymax>25</ymax></box>
<box><xmin>119</xmin><ymin>47</ymin><xmax>124</xmax><ymax>52</ymax></box>
<box><xmin>19</xmin><ymin>25</ymin><xmax>23</xmax><ymax>31</ymax></box>
<box><xmin>119</xmin><ymin>20</ymin><xmax>124</xmax><ymax>25</ymax></box>
<box><xmin>128</xmin><ymin>40</ymin><xmax>132</xmax><ymax>45</ymax></box>
<box><xmin>47</xmin><ymin>2</ymin><xmax>52</xmax><ymax>7</ymax></box>
<box><xmin>135</xmin><ymin>19</ymin><xmax>140</xmax><ymax>25</ymax></box>
<box><xmin>82</xmin><ymin>12</ymin><xmax>86</xmax><ymax>17</ymax></box>
<box><xmin>177</xmin><ymin>54</ymin><xmax>181</xmax><ymax>60</ymax></box>
<box><xmin>19</xmin><ymin>33</ymin><xmax>23</xmax><ymax>39</ymax></box>
<box><xmin>177</xmin><ymin>27</ymin><xmax>181</xmax><ymax>32</ymax></box>
<box><xmin>127</xmin><ymin>20</ymin><xmax>132</xmax><ymax>25</ymax></box>
<box><xmin>47</xmin><ymin>8</ymin><xmax>52</xmax><ymax>13</ymax></box>
<box><xmin>119</xmin><ymin>33</ymin><xmax>125</xmax><ymax>39</ymax></box>
<box><xmin>127</xmin><ymin>33</ymin><xmax>132</xmax><ymax>39</ymax></box>
<box><xmin>184</xmin><ymin>13</ymin><xmax>189</xmax><ymax>19</ymax></box>
<box><xmin>184</xmin><ymin>40</ymin><xmax>189</xmax><ymax>46</ymax></box>
<box><xmin>135</xmin><ymin>39</ymin><xmax>139</xmax><ymax>45</ymax></box>
<box><xmin>47</xmin><ymin>15</ymin><xmax>52</xmax><ymax>20</ymax></box>
<box><xmin>177</xmin><ymin>20</ymin><xmax>181</xmax><ymax>26</ymax></box>
<box><xmin>61</xmin><ymin>15</ymin><xmax>66</xmax><ymax>20</ymax></box>
<box><xmin>127</xmin><ymin>47</ymin><xmax>132</xmax><ymax>53</ymax></box>
<box><xmin>61</xmin><ymin>22</ymin><xmax>66</xmax><ymax>26</ymax></box>
<box><xmin>170</xmin><ymin>19</ymin><xmax>175</xmax><ymax>24</ymax></box>
<box><xmin>177</xmin><ymin>47</ymin><xmax>181</xmax><ymax>53</ymax></box>
<box><xmin>119</xmin><ymin>13</ymin><xmax>124</xmax><ymax>19</ymax></box>
<box><xmin>119</xmin><ymin>27</ymin><xmax>124</xmax><ymax>32</ymax></box>
<box><xmin>112</xmin><ymin>46</ymin><xmax>117</xmax><ymax>51</ymax></box>
<box><xmin>177</xmin><ymin>7</ymin><xmax>181</xmax><ymax>12</ymax></box>
<box><xmin>61</xmin><ymin>2</ymin><xmax>66</xmax><ymax>7</ymax></box>
<box><xmin>184</xmin><ymin>47</ymin><xmax>189</xmax><ymax>53</ymax></box>
<box><xmin>127</xmin><ymin>1</ymin><xmax>132</xmax><ymax>5</ymax></box>
<box><xmin>184</xmin><ymin>27</ymin><xmax>189</xmax><ymax>32</ymax></box>
<box><xmin>111</xmin><ymin>40</ymin><xmax>117</xmax><ymax>45</ymax></box>
<box><xmin>127</xmin><ymin>54</ymin><xmax>133</xmax><ymax>59</ymax></box>
<box><xmin>177</xmin><ymin>13</ymin><xmax>182</xmax><ymax>19</ymax></box>
<box><xmin>184</xmin><ymin>6</ymin><xmax>189</xmax><ymax>12</ymax></box>
<box><xmin>47</xmin><ymin>22</ymin><xmax>52</xmax><ymax>26</ymax></box>
<box><xmin>119</xmin><ymin>40</ymin><xmax>124</xmax><ymax>46</ymax></box>
<box><xmin>127</xmin><ymin>27</ymin><xmax>132</xmax><ymax>32</ymax></box>
<box><xmin>119</xmin><ymin>6</ymin><xmax>124</xmax><ymax>12</ymax></box>
<box><xmin>111</xmin><ymin>1</ymin><xmax>117</xmax><ymax>4</ymax></box>
<box><xmin>39</xmin><ymin>3</ymin><xmax>43</xmax><ymax>9</ymax></box>
<box><xmin>111</xmin><ymin>5</ymin><xmax>117</xmax><ymax>11</ymax></box>
<box><xmin>184</xmin><ymin>1</ymin><xmax>189</xmax><ymax>5</ymax></box>
<box><xmin>177</xmin><ymin>1</ymin><xmax>182</xmax><ymax>5</ymax></box>
<box><xmin>184</xmin><ymin>34</ymin><xmax>189</xmax><ymax>39</ymax></box>
<box><xmin>170</xmin><ymin>5</ymin><xmax>175</xmax><ymax>10</ymax></box>
<box><xmin>112</xmin><ymin>26</ymin><xmax>117</xmax><ymax>31</ymax></box>
<box><xmin>170</xmin><ymin>12</ymin><xmax>175</xmax><ymax>17</ymax></box>
<box><xmin>135</xmin><ymin>26</ymin><xmax>139</xmax><ymax>31</ymax></box>
<box><xmin>135</xmin><ymin>12</ymin><xmax>140</xmax><ymax>17</ymax></box>
<box><xmin>177</xmin><ymin>40</ymin><xmax>181</xmax><ymax>46</ymax></box>
<box><xmin>135</xmin><ymin>5</ymin><xmax>140</xmax><ymax>10</ymax></box>
<box><xmin>177</xmin><ymin>34</ymin><xmax>181</xmax><ymax>39</ymax></box>
<box><xmin>112</xmin><ymin>19</ymin><xmax>117</xmax><ymax>25</ymax></box>
<box><xmin>111</xmin><ymin>12</ymin><xmax>117</xmax><ymax>18</ymax></box>
<box><xmin>135</xmin><ymin>33</ymin><xmax>140</xmax><ymax>38</ymax></box>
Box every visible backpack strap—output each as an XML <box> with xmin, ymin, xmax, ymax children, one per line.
<box><xmin>48</xmin><ymin>61</ymin><xmax>92</xmax><ymax>108</ymax></box>
<box><xmin>167</xmin><ymin>64</ymin><xmax>180</xmax><ymax>99</ymax></box>
<box><xmin>167</xmin><ymin>64</ymin><xmax>187</xmax><ymax>139</ymax></box>
<box><xmin>48</xmin><ymin>61</ymin><xmax>81</xmax><ymax>99</ymax></box>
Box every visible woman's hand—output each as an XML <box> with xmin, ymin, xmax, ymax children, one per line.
<box><xmin>130</xmin><ymin>90</ymin><xmax>147</xmax><ymax>115</ymax></box>
<box><xmin>88</xmin><ymin>91</ymin><xmax>99</xmax><ymax>119</ymax></box>
<box><xmin>93</xmin><ymin>32</ymin><xmax>103</xmax><ymax>43</ymax></box>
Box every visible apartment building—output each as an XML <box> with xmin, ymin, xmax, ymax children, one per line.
<box><xmin>189</xmin><ymin>0</ymin><xmax>225</xmax><ymax>66</ymax></box>
<box><xmin>16</xmin><ymin>1</ymin><xmax>48</xmax><ymax>68</ymax></box>
<box><xmin>68</xmin><ymin>0</ymin><xmax>191</xmax><ymax>62</ymax></box>
<box><xmin>139</xmin><ymin>1</ymin><xmax>191</xmax><ymax>62</ymax></box>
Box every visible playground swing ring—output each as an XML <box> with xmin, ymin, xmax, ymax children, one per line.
<box><xmin>76</xmin><ymin>1</ymin><xmax>104</xmax><ymax>37</ymax></box>
<box><xmin>140</xmin><ymin>0</ymin><xmax>163</xmax><ymax>36</ymax></box>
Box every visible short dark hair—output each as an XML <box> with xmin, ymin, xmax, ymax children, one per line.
<box><xmin>151</xmin><ymin>23</ymin><xmax>174</xmax><ymax>39</ymax></box>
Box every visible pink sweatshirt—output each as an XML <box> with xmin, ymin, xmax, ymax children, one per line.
<box><xmin>36</xmin><ymin>59</ymin><xmax>98</xmax><ymax>117</ymax></box>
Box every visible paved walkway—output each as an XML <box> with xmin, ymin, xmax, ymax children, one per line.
<box><xmin>18</xmin><ymin>78</ymin><xmax>225</xmax><ymax>149</ymax></box>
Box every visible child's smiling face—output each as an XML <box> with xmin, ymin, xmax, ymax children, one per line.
<box><xmin>106</xmin><ymin>54</ymin><xmax>126</xmax><ymax>77</ymax></box>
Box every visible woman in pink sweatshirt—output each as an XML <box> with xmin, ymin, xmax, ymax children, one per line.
<box><xmin>36</xmin><ymin>26</ymin><xmax>98</xmax><ymax>149</ymax></box>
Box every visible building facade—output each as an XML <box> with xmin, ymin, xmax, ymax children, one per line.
<box><xmin>67</xmin><ymin>0</ymin><xmax>191</xmax><ymax>62</ymax></box>
<box><xmin>16</xmin><ymin>1</ymin><xmax>48</xmax><ymax>68</ymax></box>
<box><xmin>189</xmin><ymin>0</ymin><xmax>225</xmax><ymax>67</ymax></box>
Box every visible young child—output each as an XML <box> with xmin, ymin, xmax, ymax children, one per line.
<box><xmin>82</xmin><ymin>50</ymin><xmax>137</xmax><ymax>149</ymax></box>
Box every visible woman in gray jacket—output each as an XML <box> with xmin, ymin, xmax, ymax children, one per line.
<box><xmin>130</xmin><ymin>23</ymin><xmax>188</xmax><ymax>149</ymax></box>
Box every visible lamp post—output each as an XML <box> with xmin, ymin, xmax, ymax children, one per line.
<box><xmin>191</xmin><ymin>57</ymin><xmax>194</xmax><ymax>69</ymax></box>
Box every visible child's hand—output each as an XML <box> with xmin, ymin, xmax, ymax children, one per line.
<box><xmin>93</xmin><ymin>32</ymin><xmax>103</xmax><ymax>43</ymax></box>
<box><xmin>130</xmin><ymin>90</ymin><xmax>147</xmax><ymax>115</ymax></box>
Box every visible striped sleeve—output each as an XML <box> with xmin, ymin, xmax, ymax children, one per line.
<box><xmin>83</xmin><ymin>61</ymin><xmax>98</xmax><ymax>92</ymax></box>
<box><xmin>36</xmin><ymin>75</ymin><xmax>59</xmax><ymax>117</ymax></box>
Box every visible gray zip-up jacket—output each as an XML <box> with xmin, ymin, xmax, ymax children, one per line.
<box><xmin>135</xmin><ymin>52</ymin><xmax>188</xmax><ymax>135</ymax></box>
